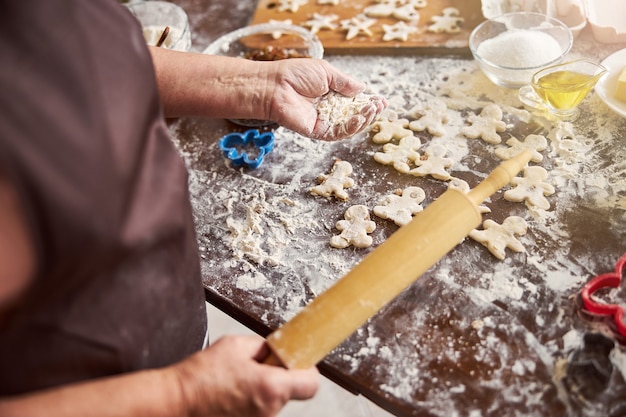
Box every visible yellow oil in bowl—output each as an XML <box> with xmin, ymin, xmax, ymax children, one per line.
<box><xmin>529</xmin><ymin>60</ymin><xmax>607</xmax><ymax>120</ymax></box>
<box><xmin>533</xmin><ymin>71</ymin><xmax>598</xmax><ymax>110</ymax></box>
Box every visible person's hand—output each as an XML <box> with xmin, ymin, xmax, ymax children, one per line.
<box><xmin>263</xmin><ymin>59</ymin><xmax>387</xmax><ymax>141</ymax></box>
<box><xmin>149</xmin><ymin>48</ymin><xmax>385</xmax><ymax>136</ymax></box>
<box><xmin>172</xmin><ymin>334</ymin><xmax>319</xmax><ymax>417</ymax></box>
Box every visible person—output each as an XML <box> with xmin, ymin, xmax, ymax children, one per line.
<box><xmin>0</xmin><ymin>0</ymin><xmax>386</xmax><ymax>416</ymax></box>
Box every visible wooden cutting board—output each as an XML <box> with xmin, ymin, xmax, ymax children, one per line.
<box><xmin>248</xmin><ymin>0</ymin><xmax>485</xmax><ymax>55</ymax></box>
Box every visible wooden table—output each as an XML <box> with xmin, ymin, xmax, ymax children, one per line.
<box><xmin>169</xmin><ymin>1</ymin><xmax>626</xmax><ymax>415</ymax></box>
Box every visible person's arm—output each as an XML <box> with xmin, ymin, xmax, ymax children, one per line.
<box><xmin>0</xmin><ymin>170</ymin><xmax>35</xmax><ymax>321</ymax></box>
<box><xmin>148</xmin><ymin>47</ymin><xmax>386</xmax><ymax>140</ymax></box>
<box><xmin>0</xmin><ymin>335</ymin><xmax>319</xmax><ymax>417</ymax></box>
<box><xmin>0</xmin><ymin>172</ymin><xmax>319</xmax><ymax>417</ymax></box>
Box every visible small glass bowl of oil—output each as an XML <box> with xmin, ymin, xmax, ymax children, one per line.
<box><xmin>518</xmin><ymin>59</ymin><xmax>607</xmax><ymax>120</ymax></box>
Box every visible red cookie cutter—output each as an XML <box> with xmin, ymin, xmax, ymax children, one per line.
<box><xmin>580</xmin><ymin>253</ymin><xmax>626</xmax><ymax>338</ymax></box>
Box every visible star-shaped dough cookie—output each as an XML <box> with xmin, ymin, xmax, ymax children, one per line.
<box><xmin>340</xmin><ymin>16</ymin><xmax>376</xmax><ymax>40</ymax></box>
<box><xmin>302</xmin><ymin>13</ymin><xmax>338</xmax><ymax>34</ymax></box>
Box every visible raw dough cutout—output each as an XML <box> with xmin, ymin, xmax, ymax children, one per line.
<box><xmin>277</xmin><ymin>0</ymin><xmax>308</xmax><ymax>13</ymax></box>
<box><xmin>461</xmin><ymin>104</ymin><xmax>507</xmax><ymax>144</ymax></box>
<box><xmin>408</xmin><ymin>0</ymin><xmax>428</xmax><ymax>9</ymax></box>
<box><xmin>504</xmin><ymin>166</ymin><xmax>555</xmax><ymax>210</ymax></box>
<box><xmin>373</xmin><ymin>135</ymin><xmax>422</xmax><ymax>173</ymax></box>
<box><xmin>469</xmin><ymin>216</ymin><xmax>528</xmax><ymax>260</ymax></box>
<box><xmin>370</xmin><ymin>116</ymin><xmax>413</xmax><ymax>144</ymax></box>
<box><xmin>302</xmin><ymin>13</ymin><xmax>338</xmax><ymax>34</ymax></box>
<box><xmin>311</xmin><ymin>160</ymin><xmax>355</xmax><ymax>201</ymax></box>
<box><xmin>340</xmin><ymin>16</ymin><xmax>376</xmax><ymax>40</ymax></box>
<box><xmin>365</xmin><ymin>0</ymin><xmax>424</xmax><ymax>20</ymax></box>
<box><xmin>427</xmin><ymin>7</ymin><xmax>464</xmax><ymax>33</ymax></box>
<box><xmin>448</xmin><ymin>178</ymin><xmax>491</xmax><ymax>214</ymax></box>
<box><xmin>373</xmin><ymin>186</ymin><xmax>426</xmax><ymax>226</ymax></box>
<box><xmin>410</xmin><ymin>143</ymin><xmax>453</xmax><ymax>180</ymax></box>
<box><xmin>268</xmin><ymin>19</ymin><xmax>294</xmax><ymax>39</ymax></box>
<box><xmin>382</xmin><ymin>22</ymin><xmax>418</xmax><ymax>41</ymax></box>
<box><xmin>317</xmin><ymin>0</ymin><xmax>339</xmax><ymax>4</ymax></box>
<box><xmin>364</xmin><ymin>1</ymin><xmax>398</xmax><ymax>18</ymax></box>
<box><xmin>494</xmin><ymin>134</ymin><xmax>548</xmax><ymax>163</ymax></box>
<box><xmin>392</xmin><ymin>4</ymin><xmax>420</xmax><ymax>21</ymax></box>
<box><xmin>408</xmin><ymin>98</ymin><xmax>450</xmax><ymax>136</ymax></box>
<box><xmin>330</xmin><ymin>205</ymin><xmax>377</xmax><ymax>248</ymax></box>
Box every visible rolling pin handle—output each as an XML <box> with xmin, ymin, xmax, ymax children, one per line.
<box><xmin>466</xmin><ymin>149</ymin><xmax>532</xmax><ymax>206</ymax></box>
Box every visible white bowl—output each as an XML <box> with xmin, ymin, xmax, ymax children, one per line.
<box><xmin>587</xmin><ymin>0</ymin><xmax>626</xmax><ymax>44</ymax></box>
<box><xmin>469</xmin><ymin>12</ymin><xmax>573</xmax><ymax>88</ymax></box>
<box><xmin>546</xmin><ymin>0</ymin><xmax>587</xmax><ymax>38</ymax></box>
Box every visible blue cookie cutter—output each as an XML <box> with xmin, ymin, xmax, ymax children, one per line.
<box><xmin>218</xmin><ymin>129</ymin><xmax>275</xmax><ymax>169</ymax></box>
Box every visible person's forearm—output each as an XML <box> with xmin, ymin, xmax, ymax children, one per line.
<box><xmin>148</xmin><ymin>46</ymin><xmax>386</xmax><ymax>141</ymax></box>
<box><xmin>149</xmin><ymin>46</ymin><xmax>271</xmax><ymax>120</ymax></box>
<box><xmin>0</xmin><ymin>368</ymin><xmax>185</xmax><ymax>417</ymax></box>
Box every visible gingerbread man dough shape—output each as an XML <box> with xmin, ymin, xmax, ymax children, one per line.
<box><xmin>364</xmin><ymin>1</ymin><xmax>397</xmax><ymax>18</ymax></box>
<box><xmin>365</xmin><ymin>2</ymin><xmax>421</xmax><ymax>21</ymax></box>
<box><xmin>504</xmin><ymin>166</ymin><xmax>555</xmax><ymax>210</ymax></box>
<box><xmin>408</xmin><ymin>99</ymin><xmax>450</xmax><ymax>137</ymax></box>
<box><xmin>408</xmin><ymin>0</ymin><xmax>428</xmax><ymax>8</ymax></box>
<box><xmin>469</xmin><ymin>216</ymin><xmax>528</xmax><ymax>260</ymax></box>
<box><xmin>382</xmin><ymin>21</ymin><xmax>418</xmax><ymax>42</ymax></box>
<box><xmin>311</xmin><ymin>160</ymin><xmax>355</xmax><ymax>201</ymax></box>
<box><xmin>410</xmin><ymin>143</ymin><xmax>453</xmax><ymax>180</ymax></box>
<box><xmin>495</xmin><ymin>134</ymin><xmax>548</xmax><ymax>163</ymax></box>
<box><xmin>427</xmin><ymin>7</ymin><xmax>464</xmax><ymax>33</ymax></box>
<box><xmin>370</xmin><ymin>116</ymin><xmax>413</xmax><ymax>144</ymax></box>
<box><xmin>393</xmin><ymin>4</ymin><xmax>420</xmax><ymax>21</ymax></box>
<box><xmin>373</xmin><ymin>135</ymin><xmax>422</xmax><ymax>174</ymax></box>
<box><xmin>373</xmin><ymin>186</ymin><xmax>426</xmax><ymax>226</ymax></box>
<box><xmin>461</xmin><ymin>104</ymin><xmax>507</xmax><ymax>145</ymax></box>
<box><xmin>330</xmin><ymin>205</ymin><xmax>377</xmax><ymax>248</ymax></box>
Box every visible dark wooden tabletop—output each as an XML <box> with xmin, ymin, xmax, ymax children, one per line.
<box><xmin>167</xmin><ymin>1</ymin><xmax>626</xmax><ymax>415</ymax></box>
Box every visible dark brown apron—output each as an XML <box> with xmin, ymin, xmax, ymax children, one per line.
<box><xmin>0</xmin><ymin>0</ymin><xmax>206</xmax><ymax>395</ymax></box>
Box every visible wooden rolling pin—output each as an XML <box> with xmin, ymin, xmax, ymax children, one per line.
<box><xmin>264</xmin><ymin>150</ymin><xmax>533</xmax><ymax>369</ymax></box>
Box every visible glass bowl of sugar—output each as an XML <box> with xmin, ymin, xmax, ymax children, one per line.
<box><xmin>469</xmin><ymin>12</ymin><xmax>573</xmax><ymax>89</ymax></box>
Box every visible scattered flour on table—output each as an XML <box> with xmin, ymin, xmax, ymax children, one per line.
<box><xmin>174</xmin><ymin>47</ymin><xmax>626</xmax><ymax>416</ymax></box>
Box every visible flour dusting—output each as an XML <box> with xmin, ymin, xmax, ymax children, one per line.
<box><xmin>173</xmin><ymin>35</ymin><xmax>626</xmax><ymax>416</ymax></box>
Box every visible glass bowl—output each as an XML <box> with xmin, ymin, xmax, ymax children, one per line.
<box><xmin>125</xmin><ymin>1</ymin><xmax>192</xmax><ymax>52</ymax></box>
<box><xmin>469</xmin><ymin>12</ymin><xmax>573</xmax><ymax>88</ymax></box>
<box><xmin>203</xmin><ymin>23</ymin><xmax>324</xmax><ymax>127</ymax></box>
